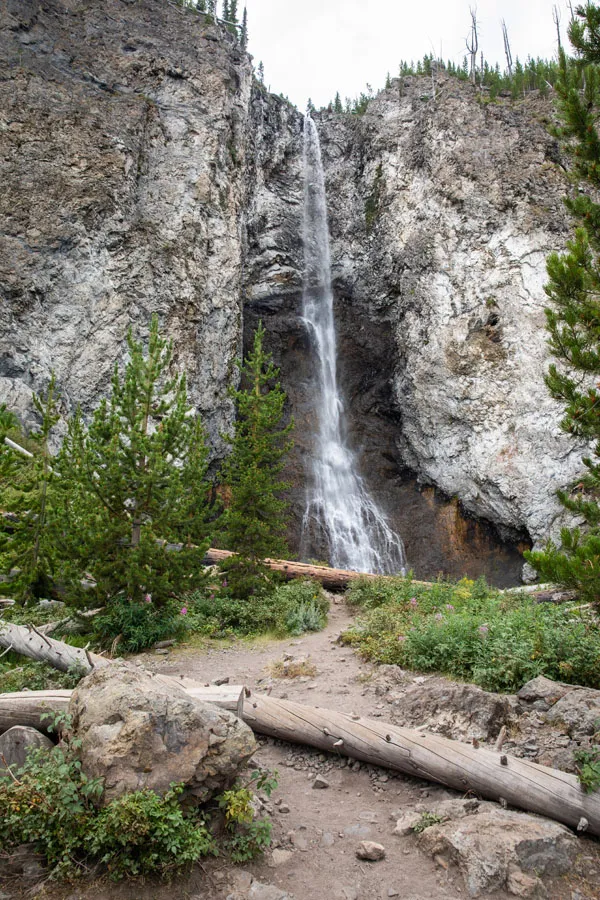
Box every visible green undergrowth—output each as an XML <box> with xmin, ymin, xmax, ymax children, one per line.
<box><xmin>181</xmin><ymin>577</ymin><xmax>329</xmax><ymax>639</ymax></box>
<box><xmin>0</xmin><ymin>713</ymin><xmax>276</xmax><ymax>881</ymax></box>
<box><xmin>342</xmin><ymin>576</ymin><xmax>600</xmax><ymax>693</ymax></box>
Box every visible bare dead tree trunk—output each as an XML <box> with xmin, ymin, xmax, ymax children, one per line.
<box><xmin>466</xmin><ymin>6</ymin><xmax>479</xmax><ymax>85</ymax></box>
<box><xmin>502</xmin><ymin>19</ymin><xmax>513</xmax><ymax>78</ymax></box>
<box><xmin>553</xmin><ymin>4</ymin><xmax>563</xmax><ymax>53</ymax></box>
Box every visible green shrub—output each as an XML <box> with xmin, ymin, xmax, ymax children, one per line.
<box><xmin>183</xmin><ymin>578</ymin><xmax>328</xmax><ymax>638</ymax></box>
<box><xmin>0</xmin><ymin>658</ymin><xmax>86</xmax><ymax>693</ymax></box>
<box><xmin>88</xmin><ymin>784</ymin><xmax>216</xmax><ymax>880</ymax></box>
<box><xmin>0</xmin><ymin>714</ymin><xmax>279</xmax><ymax>881</ymax></box>
<box><xmin>92</xmin><ymin>595</ymin><xmax>188</xmax><ymax>652</ymax></box>
<box><xmin>342</xmin><ymin>577</ymin><xmax>600</xmax><ymax>693</ymax></box>
<box><xmin>218</xmin><ymin>769</ymin><xmax>277</xmax><ymax>862</ymax></box>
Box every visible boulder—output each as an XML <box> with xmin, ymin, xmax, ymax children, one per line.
<box><xmin>417</xmin><ymin>801</ymin><xmax>578</xmax><ymax>898</ymax></box>
<box><xmin>390</xmin><ymin>678</ymin><xmax>516</xmax><ymax>741</ymax></box>
<box><xmin>0</xmin><ymin>726</ymin><xmax>53</xmax><ymax>771</ymax></box>
<box><xmin>517</xmin><ymin>676</ymin><xmax>575</xmax><ymax>708</ymax></box>
<box><xmin>545</xmin><ymin>688</ymin><xmax>600</xmax><ymax>738</ymax></box>
<box><xmin>69</xmin><ymin>665</ymin><xmax>256</xmax><ymax>804</ymax></box>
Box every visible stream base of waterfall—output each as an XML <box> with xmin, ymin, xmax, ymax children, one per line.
<box><xmin>242</xmin><ymin>313</ymin><xmax>529</xmax><ymax>589</ymax></box>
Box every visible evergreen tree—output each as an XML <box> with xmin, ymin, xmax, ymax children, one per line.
<box><xmin>229</xmin><ymin>0</ymin><xmax>238</xmax><ymax>24</ymax></box>
<box><xmin>218</xmin><ymin>323</ymin><xmax>293</xmax><ymax>596</ymax></box>
<box><xmin>0</xmin><ymin>377</ymin><xmax>60</xmax><ymax>603</ymax></box>
<box><xmin>240</xmin><ymin>6</ymin><xmax>248</xmax><ymax>49</ymax></box>
<box><xmin>333</xmin><ymin>91</ymin><xmax>343</xmax><ymax>113</ymax></box>
<box><xmin>257</xmin><ymin>60</ymin><xmax>264</xmax><ymax>83</ymax></box>
<box><xmin>221</xmin><ymin>0</ymin><xmax>230</xmax><ymax>21</ymax></box>
<box><xmin>525</xmin><ymin>4</ymin><xmax>600</xmax><ymax>602</ymax></box>
<box><xmin>220</xmin><ymin>322</ymin><xmax>292</xmax><ymax>560</ymax></box>
<box><xmin>54</xmin><ymin>315</ymin><xmax>211</xmax><ymax>609</ymax></box>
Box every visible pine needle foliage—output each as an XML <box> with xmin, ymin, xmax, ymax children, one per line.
<box><xmin>0</xmin><ymin>377</ymin><xmax>60</xmax><ymax>602</ymax></box>
<box><xmin>525</xmin><ymin>4</ymin><xmax>600</xmax><ymax>602</ymax></box>
<box><xmin>219</xmin><ymin>323</ymin><xmax>292</xmax><ymax>597</ymax></box>
<box><xmin>54</xmin><ymin>315</ymin><xmax>211</xmax><ymax>609</ymax></box>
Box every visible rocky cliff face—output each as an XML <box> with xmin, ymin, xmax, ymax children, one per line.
<box><xmin>1</xmin><ymin>0</ymin><xmax>253</xmax><ymax>458</ymax></box>
<box><xmin>313</xmin><ymin>77</ymin><xmax>581</xmax><ymax>574</ymax></box>
<box><xmin>0</xmin><ymin>1</ymin><xmax>582</xmax><ymax>583</ymax></box>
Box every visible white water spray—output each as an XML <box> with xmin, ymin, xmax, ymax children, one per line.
<box><xmin>300</xmin><ymin>115</ymin><xmax>407</xmax><ymax>575</ymax></box>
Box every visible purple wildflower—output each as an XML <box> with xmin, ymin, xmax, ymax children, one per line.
<box><xmin>445</xmin><ymin>604</ymin><xmax>454</xmax><ymax>611</ymax></box>
<box><xmin>478</xmin><ymin>624</ymin><xmax>489</xmax><ymax>636</ymax></box>
<box><xmin>435</xmin><ymin>613</ymin><xmax>443</xmax><ymax>621</ymax></box>
<box><xmin>144</xmin><ymin>594</ymin><xmax>152</xmax><ymax>604</ymax></box>
<box><xmin>409</xmin><ymin>597</ymin><xmax>418</xmax><ymax>608</ymax></box>
<box><xmin>180</xmin><ymin>606</ymin><xmax>188</xmax><ymax>616</ymax></box>
<box><xmin>397</xmin><ymin>635</ymin><xmax>407</xmax><ymax>643</ymax></box>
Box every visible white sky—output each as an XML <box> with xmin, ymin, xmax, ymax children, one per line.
<box><xmin>242</xmin><ymin>0</ymin><xmax>572</xmax><ymax>109</ymax></box>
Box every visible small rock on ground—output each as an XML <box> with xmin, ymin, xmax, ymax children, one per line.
<box><xmin>355</xmin><ymin>840</ymin><xmax>386</xmax><ymax>861</ymax></box>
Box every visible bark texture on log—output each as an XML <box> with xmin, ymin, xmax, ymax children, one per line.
<box><xmin>0</xmin><ymin>622</ymin><xmax>108</xmax><ymax>673</ymax></box>
<box><xmin>204</xmin><ymin>548</ymin><xmax>383</xmax><ymax>590</ymax></box>
<box><xmin>0</xmin><ymin>690</ymin><xmax>71</xmax><ymax>732</ymax></box>
<box><xmin>241</xmin><ymin>694</ymin><xmax>600</xmax><ymax>837</ymax></box>
<box><xmin>2</xmin><ymin>684</ymin><xmax>600</xmax><ymax>838</ymax></box>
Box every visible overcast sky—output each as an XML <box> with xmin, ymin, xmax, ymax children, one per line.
<box><xmin>241</xmin><ymin>0</ymin><xmax>572</xmax><ymax>109</ymax></box>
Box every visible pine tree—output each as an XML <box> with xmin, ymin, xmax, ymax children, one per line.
<box><xmin>229</xmin><ymin>0</ymin><xmax>238</xmax><ymax>24</ymax></box>
<box><xmin>54</xmin><ymin>315</ymin><xmax>211</xmax><ymax>609</ymax></box>
<box><xmin>525</xmin><ymin>5</ymin><xmax>600</xmax><ymax>602</ymax></box>
<box><xmin>218</xmin><ymin>323</ymin><xmax>293</xmax><ymax>596</ymax></box>
<box><xmin>257</xmin><ymin>60</ymin><xmax>264</xmax><ymax>83</ymax></box>
<box><xmin>240</xmin><ymin>6</ymin><xmax>248</xmax><ymax>49</ymax></box>
<box><xmin>0</xmin><ymin>376</ymin><xmax>60</xmax><ymax>603</ymax></box>
<box><xmin>222</xmin><ymin>0</ymin><xmax>230</xmax><ymax>21</ymax></box>
<box><xmin>333</xmin><ymin>91</ymin><xmax>343</xmax><ymax>114</ymax></box>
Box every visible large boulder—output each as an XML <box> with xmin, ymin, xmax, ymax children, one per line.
<box><xmin>545</xmin><ymin>687</ymin><xmax>600</xmax><ymax>739</ymax></box>
<box><xmin>389</xmin><ymin>678</ymin><xmax>516</xmax><ymax>741</ymax></box>
<box><xmin>69</xmin><ymin>665</ymin><xmax>256</xmax><ymax>804</ymax></box>
<box><xmin>417</xmin><ymin>799</ymin><xmax>578</xmax><ymax>898</ymax></box>
<box><xmin>0</xmin><ymin>726</ymin><xmax>53</xmax><ymax>771</ymax></box>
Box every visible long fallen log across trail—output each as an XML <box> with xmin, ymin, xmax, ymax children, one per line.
<box><xmin>3</xmin><ymin>624</ymin><xmax>600</xmax><ymax>835</ymax></box>
<box><xmin>1</xmin><ymin>680</ymin><xmax>600</xmax><ymax>836</ymax></box>
<box><xmin>202</xmin><ymin>548</ymin><xmax>384</xmax><ymax>590</ymax></box>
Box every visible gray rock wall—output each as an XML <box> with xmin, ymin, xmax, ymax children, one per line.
<box><xmin>0</xmin><ymin>3</ymin><xmax>583</xmax><ymax>580</ymax></box>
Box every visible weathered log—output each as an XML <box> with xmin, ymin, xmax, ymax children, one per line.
<box><xmin>3</xmin><ymin>683</ymin><xmax>600</xmax><ymax>837</ymax></box>
<box><xmin>203</xmin><ymin>548</ymin><xmax>401</xmax><ymax>590</ymax></box>
<box><xmin>0</xmin><ymin>621</ymin><xmax>109</xmax><ymax>673</ymax></box>
<box><xmin>0</xmin><ymin>690</ymin><xmax>71</xmax><ymax>732</ymax></box>
<box><xmin>241</xmin><ymin>694</ymin><xmax>600</xmax><ymax>837</ymax></box>
<box><xmin>0</xmin><ymin>683</ymin><xmax>245</xmax><ymax>734</ymax></box>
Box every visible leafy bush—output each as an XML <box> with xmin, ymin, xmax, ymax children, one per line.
<box><xmin>0</xmin><ymin>713</ymin><xmax>277</xmax><ymax>881</ymax></box>
<box><xmin>0</xmin><ymin>658</ymin><xmax>86</xmax><ymax>693</ymax></box>
<box><xmin>88</xmin><ymin>784</ymin><xmax>216</xmax><ymax>880</ymax></box>
<box><xmin>342</xmin><ymin>576</ymin><xmax>600</xmax><ymax>693</ymax></box>
<box><xmin>183</xmin><ymin>578</ymin><xmax>328</xmax><ymax>638</ymax></box>
<box><xmin>218</xmin><ymin>769</ymin><xmax>277</xmax><ymax>863</ymax></box>
<box><xmin>92</xmin><ymin>595</ymin><xmax>188</xmax><ymax>652</ymax></box>
<box><xmin>574</xmin><ymin>746</ymin><xmax>600</xmax><ymax>793</ymax></box>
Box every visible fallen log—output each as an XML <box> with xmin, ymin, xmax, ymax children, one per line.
<box><xmin>2</xmin><ymin>682</ymin><xmax>599</xmax><ymax>837</ymax></box>
<box><xmin>203</xmin><ymin>548</ymin><xmax>401</xmax><ymax>590</ymax></box>
<box><xmin>242</xmin><ymin>694</ymin><xmax>600</xmax><ymax>836</ymax></box>
<box><xmin>0</xmin><ymin>621</ymin><xmax>110</xmax><ymax>673</ymax></box>
<box><xmin>0</xmin><ymin>683</ymin><xmax>244</xmax><ymax>734</ymax></box>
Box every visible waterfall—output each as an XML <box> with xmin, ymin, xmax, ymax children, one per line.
<box><xmin>300</xmin><ymin>115</ymin><xmax>407</xmax><ymax>575</ymax></box>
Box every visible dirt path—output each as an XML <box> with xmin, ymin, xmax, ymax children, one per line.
<box><xmin>17</xmin><ymin>600</ymin><xmax>600</xmax><ymax>900</ymax></box>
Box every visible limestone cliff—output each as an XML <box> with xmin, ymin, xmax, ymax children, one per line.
<box><xmin>0</xmin><ymin>0</ymin><xmax>582</xmax><ymax>582</ymax></box>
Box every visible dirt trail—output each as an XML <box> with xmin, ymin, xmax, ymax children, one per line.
<box><xmin>21</xmin><ymin>600</ymin><xmax>600</xmax><ymax>900</ymax></box>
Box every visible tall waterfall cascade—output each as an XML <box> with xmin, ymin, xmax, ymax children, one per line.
<box><xmin>300</xmin><ymin>115</ymin><xmax>407</xmax><ymax>575</ymax></box>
